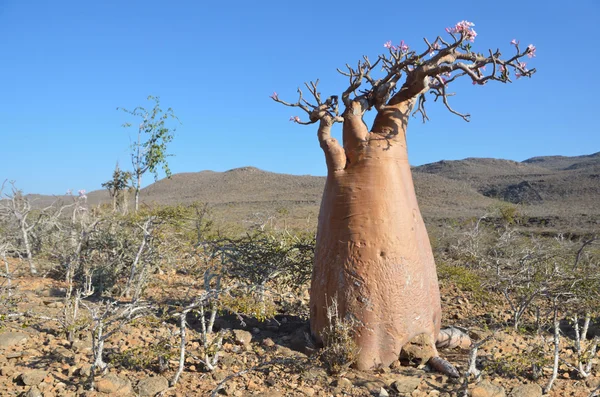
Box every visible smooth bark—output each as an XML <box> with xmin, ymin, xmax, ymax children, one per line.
<box><xmin>311</xmin><ymin>99</ymin><xmax>442</xmax><ymax>370</ymax></box>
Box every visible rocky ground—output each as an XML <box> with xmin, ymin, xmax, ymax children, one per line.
<box><xmin>1</xmin><ymin>267</ymin><xmax>599</xmax><ymax>397</ymax></box>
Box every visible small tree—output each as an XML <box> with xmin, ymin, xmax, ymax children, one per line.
<box><xmin>101</xmin><ymin>162</ymin><xmax>132</xmax><ymax>213</ymax></box>
<box><xmin>118</xmin><ymin>95</ymin><xmax>180</xmax><ymax>212</ymax></box>
<box><xmin>273</xmin><ymin>21</ymin><xmax>536</xmax><ymax>371</ymax></box>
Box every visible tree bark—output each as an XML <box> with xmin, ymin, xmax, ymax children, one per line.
<box><xmin>310</xmin><ymin>99</ymin><xmax>441</xmax><ymax>370</ymax></box>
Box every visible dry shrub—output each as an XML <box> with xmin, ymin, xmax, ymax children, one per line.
<box><xmin>318</xmin><ymin>297</ymin><xmax>359</xmax><ymax>375</ymax></box>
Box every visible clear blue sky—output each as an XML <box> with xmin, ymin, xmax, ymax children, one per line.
<box><xmin>1</xmin><ymin>1</ymin><xmax>598</xmax><ymax>195</ymax></box>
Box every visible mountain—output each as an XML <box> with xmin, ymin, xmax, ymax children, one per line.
<box><xmin>19</xmin><ymin>153</ymin><xmax>600</xmax><ymax>232</ymax></box>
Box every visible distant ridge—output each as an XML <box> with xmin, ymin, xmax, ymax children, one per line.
<box><xmin>21</xmin><ymin>153</ymin><xmax>600</xmax><ymax>231</ymax></box>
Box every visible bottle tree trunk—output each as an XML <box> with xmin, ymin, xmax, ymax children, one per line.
<box><xmin>310</xmin><ymin>97</ymin><xmax>441</xmax><ymax>370</ymax></box>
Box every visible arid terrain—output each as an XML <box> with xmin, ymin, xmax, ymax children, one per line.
<box><xmin>1</xmin><ymin>152</ymin><xmax>599</xmax><ymax>397</ymax></box>
<box><xmin>28</xmin><ymin>151</ymin><xmax>600</xmax><ymax>233</ymax></box>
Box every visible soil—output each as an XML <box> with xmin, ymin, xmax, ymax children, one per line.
<box><xmin>1</xmin><ymin>258</ymin><xmax>598</xmax><ymax>397</ymax></box>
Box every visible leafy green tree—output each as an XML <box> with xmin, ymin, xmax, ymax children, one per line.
<box><xmin>118</xmin><ymin>95</ymin><xmax>180</xmax><ymax>212</ymax></box>
<box><xmin>101</xmin><ymin>162</ymin><xmax>133</xmax><ymax>212</ymax></box>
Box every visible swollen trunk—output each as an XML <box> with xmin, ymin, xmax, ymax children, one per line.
<box><xmin>310</xmin><ymin>103</ymin><xmax>441</xmax><ymax>370</ymax></box>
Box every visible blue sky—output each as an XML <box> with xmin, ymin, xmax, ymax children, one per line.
<box><xmin>1</xmin><ymin>1</ymin><xmax>598</xmax><ymax>195</ymax></box>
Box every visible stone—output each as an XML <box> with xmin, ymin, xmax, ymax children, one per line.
<box><xmin>0</xmin><ymin>332</ymin><xmax>28</xmax><ymax>347</ymax></box>
<box><xmin>95</xmin><ymin>373</ymin><xmax>133</xmax><ymax>396</ymax></box>
<box><xmin>471</xmin><ymin>380</ymin><xmax>506</xmax><ymax>397</ymax></box>
<box><xmin>332</xmin><ymin>377</ymin><xmax>352</xmax><ymax>389</ymax></box>
<box><xmin>379</xmin><ymin>387</ymin><xmax>390</xmax><ymax>397</ymax></box>
<box><xmin>509</xmin><ymin>384</ymin><xmax>542</xmax><ymax>397</ymax></box>
<box><xmin>25</xmin><ymin>386</ymin><xmax>42</xmax><ymax>397</ymax></box>
<box><xmin>78</xmin><ymin>364</ymin><xmax>92</xmax><ymax>377</ymax></box>
<box><xmin>262</xmin><ymin>338</ymin><xmax>275</xmax><ymax>347</ymax></box>
<box><xmin>20</xmin><ymin>370</ymin><xmax>48</xmax><ymax>386</ymax></box>
<box><xmin>233</xmin><ymin>329</ymin><xmax>252</xmax><ymax>347</ymax></box>
<box><xmin>0</xmin><ymin>365</ymin><xmax>15</xmax><ymax>376</ymax></box>
<box><xmin>53</xmin><ymin>346</ymin><xmax>75</xmax><ymax>363</ymax></box>
<box><xmin>137</xmin><ymin>375</ymin><xmax>169</xmax><ymax>396</ymax></box>
<box><xmin>391</xmin><ymin>375</ymin><xmax>422</xmax><ymax>394</ymax></box>
<box><xmin>401</xmin><ymin>334</ymin><xmax>437</xmax><ymax>364</ymax></box>
<box><xmin>71</xmin><ymin>339</ymin><xmax>92</xmax><ymax>353</ymax></box>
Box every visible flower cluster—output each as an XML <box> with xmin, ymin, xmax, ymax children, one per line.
<box><xmin>512</xmin><ymin>40</ymin><xmax>536</xmax><ymax>58</ymax></box>
<box><xmin>270</xmin><ymin>92</ymin><xmax>278</xmax><ymax>100</ymax></box>
<box><xmin>429</xmin><ymin>42</ymin><xmax>440</xmax><ymax>57</ymax></box>
<box><xmin>446</xmin><ymin>20</ymin><xmax>477</xmax><ymax>42</ymax></box>
<box><xmin>384</xmin><ymin>40</ymin><xmax>409</xmax><ymax>52</ymax></box>
<box><xmin>289</xmin><ymin>116</ymin><xmax>301</xmax><ymax>123</ymax></box>
<box><xmin>78</xmin><ymin>189</ymin><xmax>87</xmax><ymax>200</ymax></box>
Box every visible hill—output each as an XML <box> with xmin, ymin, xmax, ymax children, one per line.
<box><xmin>21</xmin><ymin>153</ymin><xmax>600</xmax><ymax>232</ymax></box>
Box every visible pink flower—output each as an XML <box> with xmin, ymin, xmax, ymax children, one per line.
<box><xmin>429</xmin><ymin>42</ymin><xmax>440</xmax><ymax>57</ymax></box>
<box><xmin>515</xmin><ymin>73</ymin><xmax>523</xmax><ymax>79</ymax></box>
<box><xmin>289</xmin><ymin>116</ymin><xmax>301</xmax><ymax>123</ymax></box>
<box><xmin>78</xmin><ymin>189</ymin><xmax>86</xmax><ymax>197</ymax></box>
<box><xmin>527</xmin><ymin>44</ymin><xmax>536</xmax><ymax>58</ymax></box>
<box><xmin>518</xmin><ymin>61</ymin><xmax>527</xmax><ymax>70</ymax></box>
<box><xmin>510</xmin><ymin>39</ymin><xmax>519</xmax><ymax>46</ymax></box>
<box><xmin>472</xmin><ymin>80</ymin><xmax>477</xmax><ymax>85</ymax></box>
<box><xmin>399</xmin><ymin>40</ymin><xmax>409</xmax><ymax>52</ymax></box>
<box><xmin>270</xmin><ymin>92</ymin><xmax>278</xmax><ymax>100</ymax></box>
<box><xmin>500</xmin><ymin>65</ymin><xmax>506</xmax><ymax>73</ymax></box>
<box><xmin>384</xmin><ymin>41</ymin><xmax>392</xmax><ymax>49</ymax></box>
<box><xmin>447</xmin><ymin>20</ymin><xmax>477</xmax><ymax>42</ymax></box>
<box><xmin>480</xmin><ymin>65</ymin><xmax>486</xmax><ymax>71</ymax></box>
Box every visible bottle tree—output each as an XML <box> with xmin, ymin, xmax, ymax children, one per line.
<box><xmin>272</xmin><ymin>21</ymin><xmax>536</xmax><ymax>372</ymax></box>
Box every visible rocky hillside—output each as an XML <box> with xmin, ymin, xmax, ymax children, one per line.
<box><xmin>23</xmin><ymin>153</ymin><xmax>600</xmax><ymax>231</ymax></box>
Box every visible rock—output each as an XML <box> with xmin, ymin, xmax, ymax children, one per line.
<box><xmin>298</xmin><ymin>387</ymin><xmax>315</xmax><ymax>396</ymax></box>
<box><xmin>95</xmin><ymin>373</ymin><xmax>133</xmax><ymax>396</ymax></box>
<box><xmin>262</xmin><ymin>338</ymin><xmax>275</xmax><ymax>347</ymax></box>
<box><xmin>137</xmin><ymin>375</ymin><xmax>169</xmax><ymax>396</ymax></box>
<box><xmin>391</xmin><ymin>375</ymin><xmax>421</xmax><ymax>394</ymax></box>
<box><xmin>0</xmin><ymin>365</ymin><xmax>15</xmax><ymax>376</ymax></box>
<box><xmin>79</xmin><ymin>364</ymin><xmax>92</xmax><ymax>377</ymax></box>
<box><xmin>379</xmin><ymin>387</ymin><xmax>390</xmax><ymax>397</ymax></box>
<box><xmin>71</xmin><ymin>339</ymin><xmax>92</xmax><ymax>353</ymax></box>
<box><xmin>471</xmin><ymin>380</ymin><xmax>506</xmax><ymax>397</ymax></box>
<box><xmin>24</xmin><ymin>386</ymin><xmax>42</xmax><ymax>397</ymax></box>
<box><xmin>401</xmin><ymin>334</ymin><xmax>437</xmax><ymax>363</ymax></box>
<box><xmin>332</xmin><ymin>377</ymin><xmax>353</xmax><ymax>389</ymax></box>
<box><xmin>233</xmin><ymin>329</ymin><xmax>252</xmax><ymax>347</ymax></box>
<box><xmin>20</xmin><ymin>370</ymin><xmax>47</xmax><ymax>386</ymax></box>
<box><xmin>586</xmin><ymin>375</ymin><xmax>600</xmax><ymax>389</ymax></box>
<box><xmin>509</xmin><ymin>384</ymin><xmax>542</xmax><ymax>397</ymax></box>
<box><xmin>53</xmin><ymin>346</ymin><xmax>75</xmax><ymax>363</ymax></box>
<box><xmin>0</xmin><ymin>332</ymin><xmax>28</xmax><ymax>347</ymax></box>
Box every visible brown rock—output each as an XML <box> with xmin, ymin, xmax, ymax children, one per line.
<box><xmin>233</xmin><ymin>329</ymin><xmax>252</xmax><ymax>347</ymax></box>
<box><xmin>391</xmin><ymin>375</ymin><xmax>422</xmax><ymax>394</ymax></box>
<box><xmin>24</xmin><ymin>386</ymin><xmax>42</xmax><ymax>397</ymax></box>
<box><xmin>95</xmin><ymin>373</ymin><xmax>133</xmax><ymax>396</ymax></box>
<box><xmin>401</xmin><ymin>334</ymin><xmax>437</xmax><ymax>363</ymax></box>
<box><xmin>510</xmin><ymin>384</ymin><xmax>542</xmax><ymax>397</ymax></box>
<box><xmin>332</xmin><ymin>377</ymin><xmax>352</xmax><ymax>389</ymax></box>
<box><xmin>0</xmin><ymin>365</ymin><xmax>15</xmax><ymax>376</ymax></box>
<box><xmin>0</xmin><ymin>332</ymin><xmax>28</xmax><ymax>347</ymax></box>
<box><xmin>20</xmin><ymin>370</ymin><xmax>48</xmax><ymax>386</ymax></box>
<box><xmin>471</xmin><ymin>380</ymin><xmax>506</xmax><ymax>397</ymax></box>
<box><xmin>137</xmin><ymin>375</ymin><xmax>169</xmax><ymax>396</ymax></box>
